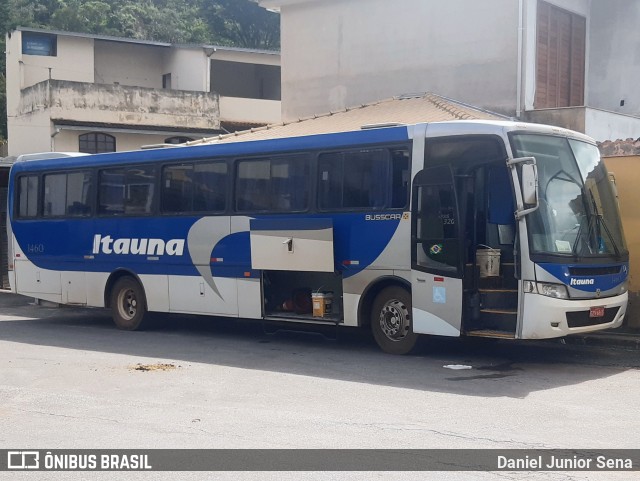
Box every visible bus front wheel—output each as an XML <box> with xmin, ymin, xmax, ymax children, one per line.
<box><xmin>371</xmin><ymin>286</ymin><xmax>418</xmax><ymax>355</ymax></box>
<box><xmin>110</xmin><ymin>277</ymin><xmax>148</xmax><ymax>330</ymax></box>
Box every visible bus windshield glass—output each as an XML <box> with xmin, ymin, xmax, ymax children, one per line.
<box><xmin>511</xmin><ymin>134</ymin><xmax>627</xmax><ymax>258</ymax></box>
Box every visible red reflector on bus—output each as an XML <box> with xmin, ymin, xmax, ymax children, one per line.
<box><xmin>434</xmin><ymin>277</ymin><xmax>444</xmax><ymax>282</ymax></box>
<box><xmin>244</xmin><ymin>272</ymin><xmax>251</xmax><ymax>277</ymax></box>
<box><xmin>342</xmin><ymin>260</ymin><xmax>360</xmax><ymax>266</ymax></box>
<box><xmin>16</xmin><ymin>254</ymin><xmax>21</xmax><ymax>258</ymax></box>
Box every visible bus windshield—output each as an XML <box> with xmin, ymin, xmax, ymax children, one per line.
<box><xmin>511</xmin><ymin>134</ymin><xmax>627</xmax><ymax>259</ymax></box>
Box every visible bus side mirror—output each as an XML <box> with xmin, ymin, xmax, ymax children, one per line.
<box><xmin>521</xmin><ymin>163</ymin><xmax>538</xmax><ymax>205</ymax></box>
<box><xmin>507</xmin><ymin>156</ymin><xmax>539</xmax><ymax>219</ymax></box>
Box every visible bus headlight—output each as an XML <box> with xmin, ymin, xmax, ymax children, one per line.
<box><xmin>619</xmin><ymin>279</ymin><xmax>629</xmax><ymax>295</ymax></box>
<box><xmin>536</xmin><ymin>282</ymin><xmax>569</xmax><ymax>299</ymax></box>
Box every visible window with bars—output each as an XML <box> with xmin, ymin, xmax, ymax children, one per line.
<box><xmin>79</xmin><ymin>133</ymin><xmax>116</xmax><ymax>154</ymax></box>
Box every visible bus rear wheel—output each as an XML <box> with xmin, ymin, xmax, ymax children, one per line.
<box><xmin>110</xmin><ymin>277</ymin><xmax>148</xmax><ymax>330</ymax></box>
<box><xmin>371</xmin><ymin>286</ymin><xmax>418</xmax><ymax>355</ymax></box>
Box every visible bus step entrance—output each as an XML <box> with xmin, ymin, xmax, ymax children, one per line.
<box><xmin>465</xmin><ymin>261</ymin><xmax>518</xmax><ymax>334</ymax></box>
<box><xmin>465</xmin><ymin>329</ymin><xmax>515</xmax><ymax>339</ymax></box>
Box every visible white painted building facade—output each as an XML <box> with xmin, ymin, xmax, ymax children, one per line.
<box><xmin>5</xmin><ymin>28</ymin><xmax>281</xmax><ymax>156</ymax></box>
<box><xmin>261</xmin><ymin>0</ymin><xmax>640</xmax><ymax>141</ymax></box>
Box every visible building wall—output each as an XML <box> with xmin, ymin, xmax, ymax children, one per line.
<box><xmin>7</xmin><ymin>110</ymin><xmax>54</xmax><ymax>155</ymax></box>
<box><xmin>588</xmin><ymin>0</ymin><xmax>640</xmax><ymax>117</ymax></box>
<box><xmin>7</xmin><ymin>79</ymin><xmax>221</xmax><ymax>156</ymax></box>
<box><xmin>163</xmin><ymin>47</ymin><xmax>209</xmax><ymax>92</ymax></box>
<box><xmin>278</xmin><ymin>0</ymin><xmax>520</xmax><ymax>121</ymax></box>
<box><xmin>94</xmin><ymin>40</ymin><xmax>165</xmax><ymax>88</ymax></box>
<box><xmin>52</xmin><ymin>130</ymin><xmax>173</xmax><ymax>153</ymax></box>
<box><xmin>5</xmin><ymin>31</ymin><xmax>94</xmax><ymax>114</ymax></box>
<box><xmin>603</xmin><ymin>155</ymin><xmax>640</xmax><ymax>328</ymax></box>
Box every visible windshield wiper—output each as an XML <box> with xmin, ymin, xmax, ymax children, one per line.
<box><xmin>585</xmin><ymin>188</ymin><xmax>621</xmax><ymax>257</ymax></box>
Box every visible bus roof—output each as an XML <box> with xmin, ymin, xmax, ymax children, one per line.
<box><xmin>9</xmin><ymin>120</ymin><xmax>595</xmax><ymax>174</ymax></box>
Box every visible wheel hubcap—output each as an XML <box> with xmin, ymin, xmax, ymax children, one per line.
<box><xmin>379</xmin><ymin>299</ymin><xmax>410</xmax><ymax>341</ymax></box>
<box><xmin>118</xmin><ymin>288</ymin><xmax>137</xmax><ymax>321</ymax></box>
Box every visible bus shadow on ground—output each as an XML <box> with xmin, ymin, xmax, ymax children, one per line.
<box><xmin>0</xmin><ymin>294</ymin><xmax>636</xmax><ymax>399</ymax></box>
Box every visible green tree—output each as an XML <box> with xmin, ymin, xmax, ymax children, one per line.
<box><xmin>202</xmin><ymin>0</ymin><xmax>280</xmax><ymax>50</ymax></box>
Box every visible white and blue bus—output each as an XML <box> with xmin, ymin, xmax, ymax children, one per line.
<box><xmin>7</xmin><ymin>120</ymin><xmax>629</xmax><ymax>353</ymax></box>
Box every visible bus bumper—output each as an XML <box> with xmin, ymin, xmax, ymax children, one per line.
<box><xmin>520</xmin><ymin>291</ymin><xmax>628</xmax><ymax>339</ymax></box>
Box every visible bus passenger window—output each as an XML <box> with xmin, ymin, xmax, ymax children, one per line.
<box><xmin>162</xmin><ymin>165</ymin><xmax>194</xmax><ymax>213</ymax></box>
<box><xmin>391</xmin><ymin>149</ymin><xmax>410</xmax><ymax>208</ymax></box>
<box><xmin>99</xmin><ymin>166</ymin><xmax>155</xmax><ymax>216</ymax></box>
<box><xmin>125</xmin><ymin>167</ymin><xmax>155</xmax><ymax>215</ymax></box>
<box><xmin>99</xmin><ymin>169</ymin><xmax>125</xmax><ymax>215</ymax></box>
<box><xmin>236</xmin><ymin>160</ymin><xmax>270</xmax><ymax>211</ymax></box>
<box><xmin>44</xmin><ymin>172</ymin><xmax>91</xmax><ymax>217</ymax></box>
<box><xmin>318</xmin><ymin>149</ymin><xmax>388</xmax><ymax>210</ymax></box>
<box><xmin>66</xmin><ymin>172</ymin><xmax>92</xmax><ymax>216</ymax></box>
<box><xmin>236</xmin><ymin>157</ymin><xmax>308</xmax><ymax>212</ymax></box>
<box><xmin>44</xmin><ymin>174</ymin><xmax>67</xmax><ymax>217</ymax></box>
<box><xmin>193</xmin><ymin>162</ymin><xmax>227</xmax><ymax>212</ymax></box>
<box><xmin>17</xmin><ymin>175</ymin><xmax>39</xmax><ymax>218</ymax></box>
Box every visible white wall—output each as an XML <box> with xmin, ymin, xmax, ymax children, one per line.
<box><xmin>588</xmin><ymin>0</ymin><xmax>640</xmax><ymax>118</ymax></box>
<box><xmin>8</xmin><ymin>110</ymin><xmax>53</xmax><ymax>156</ymax></box>
<box><xmin>94</xmin><ymin>41</ymin><xmax>165</xmax><ymax>88</ymax></box>
<box><xmin>5</xmin><ymin>31</ymin><xmax>94</xmax><ymax>114</ymax></box>
<box><xmin>585</xmin><ymin>109</ymin><xmax>640</xmax><ymax>143</ymax></box>
<box><xmin>278</xmin><ymin>0</ymin><xmax>520</xmax><ymax>120</ymax></box>
<box><xmin>52</xmin><ymin>130</ymin><xmax>178</xmax><ymax>153</ymax></box>
<box><xmin>163</xmin><ymin>47</ymin><xmax>209</xmax><ymax>92</ymax></box>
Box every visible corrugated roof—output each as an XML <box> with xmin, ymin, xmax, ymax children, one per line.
<box><xmin>200</xmin><ymin>93</ymin><xmax>508</xmax><ymax>144</ymax></box>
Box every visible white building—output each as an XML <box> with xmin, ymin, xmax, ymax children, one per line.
<box><xmin>5</xmin><ymin>27</ymin><xmax>282</xmax><ymax>156</ymax></box>
<box><xmin>261</xmin><ymin>0</ymin><xmax>640</xmax><ymax>142</ymax></box>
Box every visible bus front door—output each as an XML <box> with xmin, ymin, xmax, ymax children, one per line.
<box><xmin>410</xmin><ymin>165</ymin><xmax>463</xmax><ymax>337</ymax></box>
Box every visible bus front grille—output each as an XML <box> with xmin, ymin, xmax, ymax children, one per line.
<box><xmin>566</xmin><ymin>307</ymin><xmax>619</xmax><ymax>328</ymax></box>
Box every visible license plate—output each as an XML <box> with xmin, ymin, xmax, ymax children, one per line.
<box><xmin>590</xmin><ymin>306</ymin><xmax>605</xmax><ymax>318</ymax></box>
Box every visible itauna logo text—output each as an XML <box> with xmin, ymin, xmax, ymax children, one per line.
<box><xmin>570</xmin><ymin>278</ymin><xmax>595</xmax><ymax>286</ymax></box>
<box><xmin>92</xmin><ymin>234</ymin><xmax>185</xmax><ymax>256</ymax></box>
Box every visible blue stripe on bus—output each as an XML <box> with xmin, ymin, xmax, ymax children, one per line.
<box><xmin>13</xmin><ymin>213</ymin><xmax>401</xmax><ymax>280</ymax></box>
<box><xmin>538</xmin><ymin>262</ymin><xmax>629</xmax><ymax>292</ymax></box>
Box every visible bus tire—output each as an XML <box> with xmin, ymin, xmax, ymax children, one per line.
<box><xmin>371</xmin><ymin>286</ymin><xmax>418</xmax><ymax>355</ymax></box>
<box><xmin>110</xmin><ymin>277</ymin><xmax>148</xmax><ymax>331</ymax></box>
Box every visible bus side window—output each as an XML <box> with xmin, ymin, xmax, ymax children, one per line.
<box><xmin>318</xmin><ymin>149</ymin><xmax>389</xmax><ymax>210</ymax></box>
<box><xmin>17</xmin><ymin>175</ymin><xmax>39</xmax><ymax>218</ymax></box>
<box><xmin>236</xmin><ymin>157</ymin><xmax>309</xmax><ymax>212</ymax></box>
<box><xmin>193</xmin><ymin>162</ymin><xmax>227</xmax><ymax>212</ymax></box>
<box><xmin>125</xmin><ymin>166</ymin><xmax>155</xmax><ymax>215</ymax></box>
<box><xmin>162</xmin><ymin>164</ymin><xmax>194</xmax><ymax>213</ymax></box>
<box><xmin>43</xmin><ymin>171</ymin><xmax>92</xmax><ymax>218</ymax></box>
<box><xmin>236</xmin><ymin>159</ymin><xmax>270</xmax><ymax>211</ymax></box>
<box><xmin>391</xmin><ymin>149</ymin><xmax>410</xmax><ymax>208</ymax></box>
<box><xmin>66</xmin><ymin>172</ymin><xmax>92</xmax><ymax>216</ymax></box>
<box><xmin>99</xmin><ymin>169</ymin><xmax>125</xmax><ymax>215</ymax></box>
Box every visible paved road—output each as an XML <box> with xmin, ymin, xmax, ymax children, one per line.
<box><xmin>1</xmin><ymin>291</ymin><xmax>639</xmax><ymax>480</ymax></box>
